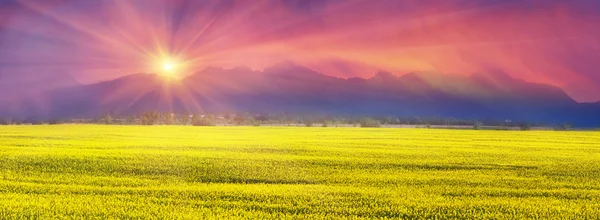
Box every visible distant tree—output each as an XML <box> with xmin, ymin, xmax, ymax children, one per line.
<box><xmin>163</xmin><ymin>113</ymin><xmax>174</xmax><ymax>125</ymax></box>
<box><xmin>303</xmin><ymin>119</ymin><xmax>313</xmax><ymax>127</ymax></box>
<box><xmin>125</xmin><ymin>116</ymin><xmax>137</xmax><ymax>125</ymax></box>
<box><xmin>102</xmin><ymin>114</ymin><xmax>113</xmax><ymax>125</ymax></box>
<box><xmin>175</xmin><ymin>115</ymin><xmax>191</xmax><ymax>125</ymax></box>
<box><xmin>382</xmin><ymin>116</ymin><xmax>395</xmax><ymax>125</ymax></box>
<box><xmin>0</xmin><ymin>118</ymin><xmax>11</xmax><ymax>125</ymax></box>
<box><xmin>233</xmin><ymin>115</ymin><xmax>244</xmax><ymax>125</ymax></box>
<box><xmin>519</xmin><ymin>123</ymin><xmax>531</xmax><ymax>131</ymax></box>
<box><xmin>331</xmin><ymin>116</ymin><xmax>345</xmax><ymax>126</ymax></box>
<box><xmin>225</xmin><ymin>113</ymin><xmax>236</xmax><ymax>120</ymax></box>
<box><xmin>141</xmin><ymin>111</ymin><xmax>160</xmax><ymax>125</ymax></box>
<box><xmin>410</xmin><ymin>117</ymin><xmax>424</xmax><ymax>126</ymax></box>
<box><xmin>27</xmin><ymin>119</ymin><xmax>44</xmax><ymax>125</ymax></box>
<box><xmin>255</xmin><ymin>115</ymin><xmax>268</xmax><ymax>122</ymax></box>
<box><xmin>473</xmin><ymin>121</ymin><xmax>483</xmax><ymax>130</ymax></box>
<box><xmin>192</xmin><ymin>114</ymin><xmax>215</xmax><ymax>126</ymax></box>
<box><xmin>359</xmin><ymin>118</ymin><xmax>381</xmax><ymax>128</ymax></box>
<box><xmin>555</xmin><ymin>124</ymin><xmax>572</xmax><ymax>131</ymax></box>
<box><xmin>47</xmin><ymin>119</ymin><xmax>58</xmax><ymax>125</ymax></box>
<box><xmin>444</xmin><ymin>118</ymin><xmax>456</xmax><ymax>126</ymax></box>
<box><xmin>233</xmin><ymin>113</ymin><xmax>254</xmax><ymax>125</ymax></box>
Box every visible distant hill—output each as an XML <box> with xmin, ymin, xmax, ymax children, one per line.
<box><xmin>0</xmin><ymin>72</ymin><xmax>80</xmax><ymax>118</ymax></box>
<box><xmin>2</xmin><ymin>64</ymin><xmax>599</xmax><ymax>127</ymax></box>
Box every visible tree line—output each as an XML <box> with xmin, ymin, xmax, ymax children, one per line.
<box><xmin>0</xmin><ymin>111</ymin><xmax>575</xmax><ymax>130</ymax></box>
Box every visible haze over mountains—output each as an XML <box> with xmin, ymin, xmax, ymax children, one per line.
<box><xmin>2</xmin><ymin>63</ymin><xmax>599</xmax><ymax>127</ymax></box>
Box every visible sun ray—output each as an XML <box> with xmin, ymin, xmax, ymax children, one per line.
<box><xmin>18</xmin><ymin>0</ymin><xmax>145</xmax><ymax>58</ymax></box>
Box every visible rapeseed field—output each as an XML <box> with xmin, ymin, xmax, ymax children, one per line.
<box><xmin>0</xmin><ymin>125</ymin><xmax>599</xmax><ymax>219</ymax></box>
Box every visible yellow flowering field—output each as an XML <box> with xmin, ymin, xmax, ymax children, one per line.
<box><xmin>0</xmin><ymin>125</ymin><xmax>599</xmax><ymax>219</ymax></box>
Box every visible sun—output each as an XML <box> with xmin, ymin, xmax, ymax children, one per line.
<box><xmin>162</xmin><ymin>62</ymin><xmax>175</xmax><ymax>72</ymax></box>
<box><xmin>150</xmin><ymin>53</ymin><xmax>188</xmax><ymax>79</ymax></box>
<box><xmin>156</xmin><ymin>58</ymin><xmax>180</xmax><ymax>78</ymax></box>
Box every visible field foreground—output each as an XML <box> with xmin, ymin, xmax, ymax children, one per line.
<box><xmin>1</xmin><ymin>125</ymin><xmax>599</xmax><ymax>219</ymax></box>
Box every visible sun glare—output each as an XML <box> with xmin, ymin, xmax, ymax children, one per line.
<box><xmin>156</xmin><ymin>58</ymin><xmax>180</xmax><ymax>78</ymax></box>
<box><xmin>162</xmin><ymin>62</ymin><xmax>175</xmax><ymax>72</ymax></box>
<box><xmin>150</xmin><ymin>52</ymin><xmax>189</xmax><ymax>79</ymax></box>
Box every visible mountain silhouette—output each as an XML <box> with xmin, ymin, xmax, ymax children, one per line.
<box><xmin>0</xmin><ymin>72</ymin><xmax>80</xmax><ymax>118</ymax></box>
<box><xmin>2</xmin><ymin>64</ymin><xmax>599</xmax><ymax>127</ymax></box>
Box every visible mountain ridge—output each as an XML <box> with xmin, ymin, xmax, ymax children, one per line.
<box><xmin>1</xmin><ymin>64</ymin><xmax>599</xmax><ymax>127</ymax></box>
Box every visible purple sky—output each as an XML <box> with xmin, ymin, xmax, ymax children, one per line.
<box><xmin>1</xmin><ymin>0</ymin><xmax>600</xmax><ymax>102</ymax></box>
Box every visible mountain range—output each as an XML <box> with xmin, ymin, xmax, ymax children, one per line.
<box><xmin>2</xmin><ymin>63</ymin><xmax>599</xmax><ymax>127</ymax></box>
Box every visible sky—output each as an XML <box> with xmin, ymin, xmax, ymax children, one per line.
<box><xmin>0</xmin><ymin>0</ymin><xmax>599</xmax><ymax>102</ymax></box>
